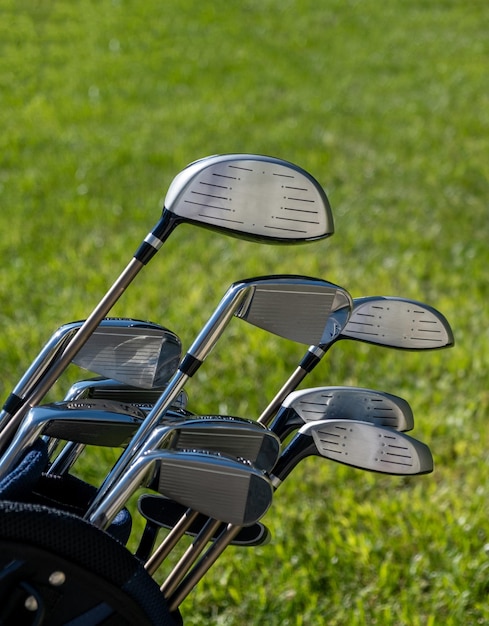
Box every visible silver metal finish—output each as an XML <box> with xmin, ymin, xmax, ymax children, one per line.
<box><xmin>258</xmin><ymin>295</ymin><xmax>454</xmax><ymax>426</ymax></box>
<box><xmin>46</xmin><ymin>382</ymin><xmax>189</xmax><ymax>476</ymax></box>
<box><xmin>163</xmin><ymin>154</ymin><xmax>334</xmax><ymax>242</ymax></box>
<box><xmin>343</xmin><ymin>296</ymin><xmax>454</xmax><ymax>349</ymax></box>
<box><xmin>63</xmin><ymin>378</ymin><xmax>189</xmax><ymax>411</ymax></box>
<box><xmin>0</xmin><ymin>318</ymin><xmax>181</xmax><ymax>452</ymax></box>
<box><xmin>0</xmin><ymin>400</ymin><xmax>147</xmax><ymax>477</ymax></box>
<box><xmin>271</xmin><ymin>419</ymin><xmax>434</xmax><ymax>487</ymax></box>
<box><xmin>235</xmin><ymin>278</ymin><xmax>351</xmax><ymax>345</ymax></box>
<box><xmin>88</xmin><ymin>449</ymin><xmax>273</xmax><ymax>529</ymax></box>
<box><xmin>86</xmin><ymin>275</ymin><xmax>352</xmax><ymax>518</ymax></box>
<box><xmin>142</xmin><ymin>416</ymin><xmax>281</xmax><ymax>472</ymax></box>
<box><xmin>72</xmin><ymin>323</ymin><xmax>181</xmax><ymax>388</ymax></box>
<box><xmin>269</xmin><ymin>386</ymin><xmax>414</xmax><ymax>440</ymax></box>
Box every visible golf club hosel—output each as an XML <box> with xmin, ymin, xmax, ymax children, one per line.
<box><xmin>269</xmin><ymin>407</ymin><xmax>304</xmax><ymax>441</ymax></box>
<box><xmin>134</xmin><ymin>212</ymin><xmax>180</xmax><ymax>264</ymax></box>
<box><xmin>269</xmin><ymin>435</ymin><xmax>314</xmax><ymax>486</ymax></box>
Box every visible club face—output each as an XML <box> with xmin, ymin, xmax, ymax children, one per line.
<box><xmin>164</xmin><ymin>154</ymin><xmax>334</xmax><ymax>243</ymax></box>
<box><xmin>303</xmin><ymin>419</ymin><xmax>433</xmax><ymax>475</ymax></box>
<box><xmin>234</xmin><ymin>275</ymin><xmax>352</xmax><ymax>345</ymax></box>
<box><xmin>72</xmin><ymin>319</ymin><xmax>182</xmax><ymax>388</ymax></box>
<box><xmin>150</xmin><ymin>417</ymin><xmax>281</xmax><ymax>472</ymax></box>
<box><xmin>278</xmin><ymin>386</ymin><xmax>414</xmax><ymax>434</ymax></box>
<box><xmin>344</xmin><ymin>297</ymin><xmax>454</xmax><ymax>350</ymax></box>
<box><xmin>64</xmin><ymin>378</ymin><xmax>189</xmax><ymax>412</ymax></box>
<box><xmin>153</xmin><ymin>450</ymin><xmax>273</xmax><ymax>525</ymax></box>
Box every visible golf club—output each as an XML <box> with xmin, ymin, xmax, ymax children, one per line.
<box><xmin>89</xmin><ymin>447</ymin><xmax>274</xmax><ymax>529</ymax></box>
<box><xmin>0</xmin><ymin>319</ymin><xmax>181</xmax><ymax>450</ymax></box>
<box><xmin>165</xmin><ymin>419</ymin><xmax>433</xmax><ymax>609</ymax></box>
<box><xmin>85</xmin><ymin>275</ymin><xmax>352</xmax><ymax>518</ymax></box>
<box><xmin>268</xmin><ymin>385</ymin><xmax>414</xmax><ymax>441</ymax></box>
<box><xmin>1</xmin><ymin>154</ymin><xmax>334</xmax><ymax>454</ymax></box>
<box><xmin>63</xmin><ymin>377</ymin><xmax>189</xmax><ymax>411</ymax></box>
<box><xmin>258</xmin><ymin>295</ymin><xmax>454</xmax><ymax>426</ymax></box>
<box><xmin>46</xmin><ymin>380</ymin><xmax>190</xmax><ymax>476</ymax></box>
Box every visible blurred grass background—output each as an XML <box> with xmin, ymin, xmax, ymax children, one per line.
<box><xmin>0</xmin><ymin>1</ymin><xmax>488</xmax><ymax>624</ymax></box>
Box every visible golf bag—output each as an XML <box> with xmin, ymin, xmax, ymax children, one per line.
<box><xmin>0</xmin><ymin>441</ymin><xmax>181</xmax><ymax>626</ymax></box>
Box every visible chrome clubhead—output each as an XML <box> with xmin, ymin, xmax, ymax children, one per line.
<box><xmin>64</xmin><ymin>377</ymin><xmax>189</xmax><ymax>412</ymax></box>
<box><xmin>269</xmin><ymin>386</ymin><xmax>414</xmax><ymax>440</ymax></box>
<box><xmin>344</xmin><ymin>296</ymin><xmax>454</xmax><ymax>349</ymax></box>
<box><xmin>272</xmin><ymin>419</ymin><xmax>433</xmax><ymax>485</ymax></box>
<box><xmin>72</xmin><ymin>320</ymin><xmax>182</xmax><ymax>388</ymax></box>
<box><xmin>89</xmin><ymin>449</ymin><xmax>274</xmax><ymax>529</ymax></box>
<box><xmin>163</xmin><ymin>154</ymin><xmax>334</xmax><ymax>243</ymax></box>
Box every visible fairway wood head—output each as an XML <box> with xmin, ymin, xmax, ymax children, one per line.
<box><xmin>272</xmin><ymin>419</ymin><xmax>433</xmax><ymax>484</ymax></box>
<box><xmin>164</xmin><ymin>154</ymin><xmax>334</xmax><ymax>243</ymax></box>
<box><xmin>234</xmin><ymin>275</ymin><xmax>352</xmax><ymax>346</ymax></box>
<box><xmin>270</xmin><ymin>386</ymin><xmax>414</xmax><ymax>440</ymax></box>
<box><xmin>344</xmin><ymin>297</ymin><xmax>454</xmax><ymax>350</ymax></box>
<box><xmin>303</xmin><ymin>419</ymin><xmax>433</xmax><ymax>475</ymax></box>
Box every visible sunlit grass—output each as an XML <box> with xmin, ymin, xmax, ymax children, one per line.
<box><xmin>0</xmin><ymin>0</ymin><xmax>488</xmax><ymax>623</ymax></box>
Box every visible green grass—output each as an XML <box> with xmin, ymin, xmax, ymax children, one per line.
<box><xmin>0</xmin><ymin>0</ymin><xmax>488</xmax><ymax>623</ymax></box>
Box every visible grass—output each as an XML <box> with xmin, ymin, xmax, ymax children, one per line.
<box><xmin>0</xmin><ymin>0</ymin><xmax>488</xmax><ymax>623</ymax></box>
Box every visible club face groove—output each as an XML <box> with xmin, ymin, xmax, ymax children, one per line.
<box><xmin>344</xmin><ymin>297</ymin><xmax>454</xmax><ymax>350</ymax></box>
<box><xmin>234</xmin><ymin>276</ymin><xmax>352</xmax><ymax>345</ymax></box>
<box><xmin>282</xmin><ymin>386</ymin><xmax>414</xmax><ymax>432</ymax></box>
<box><xmin>305</xmin><ymin>419</ymin><xmax>433</xmax><ymax>474</ymax></box>
<box><xmin>164</xmin><ymin>154</ymin><xmax>334</xmax><ymax>243</ymax></box>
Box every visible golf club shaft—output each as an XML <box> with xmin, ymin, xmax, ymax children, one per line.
<box><xmin>167</xmin><ymin>523</ymin><xmax>243</xmax><ymax>611</ymax></box>
<box><xmin>145</xmin><ymin>509</ymin><xmax>201</xmax><ymax>576</ymax></box>
<box><xmin>160</xmin><ymin>518</ymin><xmax>223</xmax><ymax>598</ymax></box>
<box><xmin>258</xmin><ymin>344</ymin><xmax>330</xmax><ymax>426</ymax></box>
<box><xmin>86</xmin><ymin>286</ymin><xmax>250</xmax><ymax>518</ymax></box>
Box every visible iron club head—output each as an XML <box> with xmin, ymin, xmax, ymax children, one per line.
<box><xmin>89</xmin><ymin>449</ymin><xmax>274</xmax><ymax>529</ymax></box>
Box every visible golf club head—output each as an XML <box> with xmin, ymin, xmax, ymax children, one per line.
<box><xmin>64</xmin><ymin>377</ymin><xmax>189</xmax><ymax>412</ymax></box>
<box><xmin>269</xmin><ymin>386</ymin><xmax>414</xmax><ymax>440</ymax></box>
<box><xmin>343</xmin><ymin>297</ymin><xmax>454</xmax><ymax>350</ymax></box>
<box><xmin>0</xmin><ymin>399</ymin><xmax>190</xmax><ymax>478</ymax></box>
<box><xmin>233</xmin><ymin>275</ymin><xmax>352</xmax><ymax>346</ymax></box>
<box><xmin>142</xmin><ymin>416</ymin><xmax>280</xmax><ymax>472</ymax></box>
<box><xmin>163</xmin><ymin>154</ymin><xmax>334</xmax><ymax>244</ymax></box>
<box><xmin>137</xmin><ymin>494</ymin><xmax>271</xmax><ymax>547</ymax></box>
<box><xmin>72</xmin><ymin>319</ymin><xmax>182</xmax><ymax>388</ymax></box>
<box><xmin>151</xmin><ymin>450</ymin><xmax>274</xmax><ymax>526</ymax></box>
<box><xmin>273</xmin><ymin>419</ymin><xmax>433</xmax><ymax>481</ymax></box>
<box><xmin>0</xmin><ymin>318</ymin><xmax>181</xmax><ymax>428</ymax></box>
<box><xmin>89</xmin><ymin>449</ymin><xmax>274</xmax><ymax>528</ymax></box>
